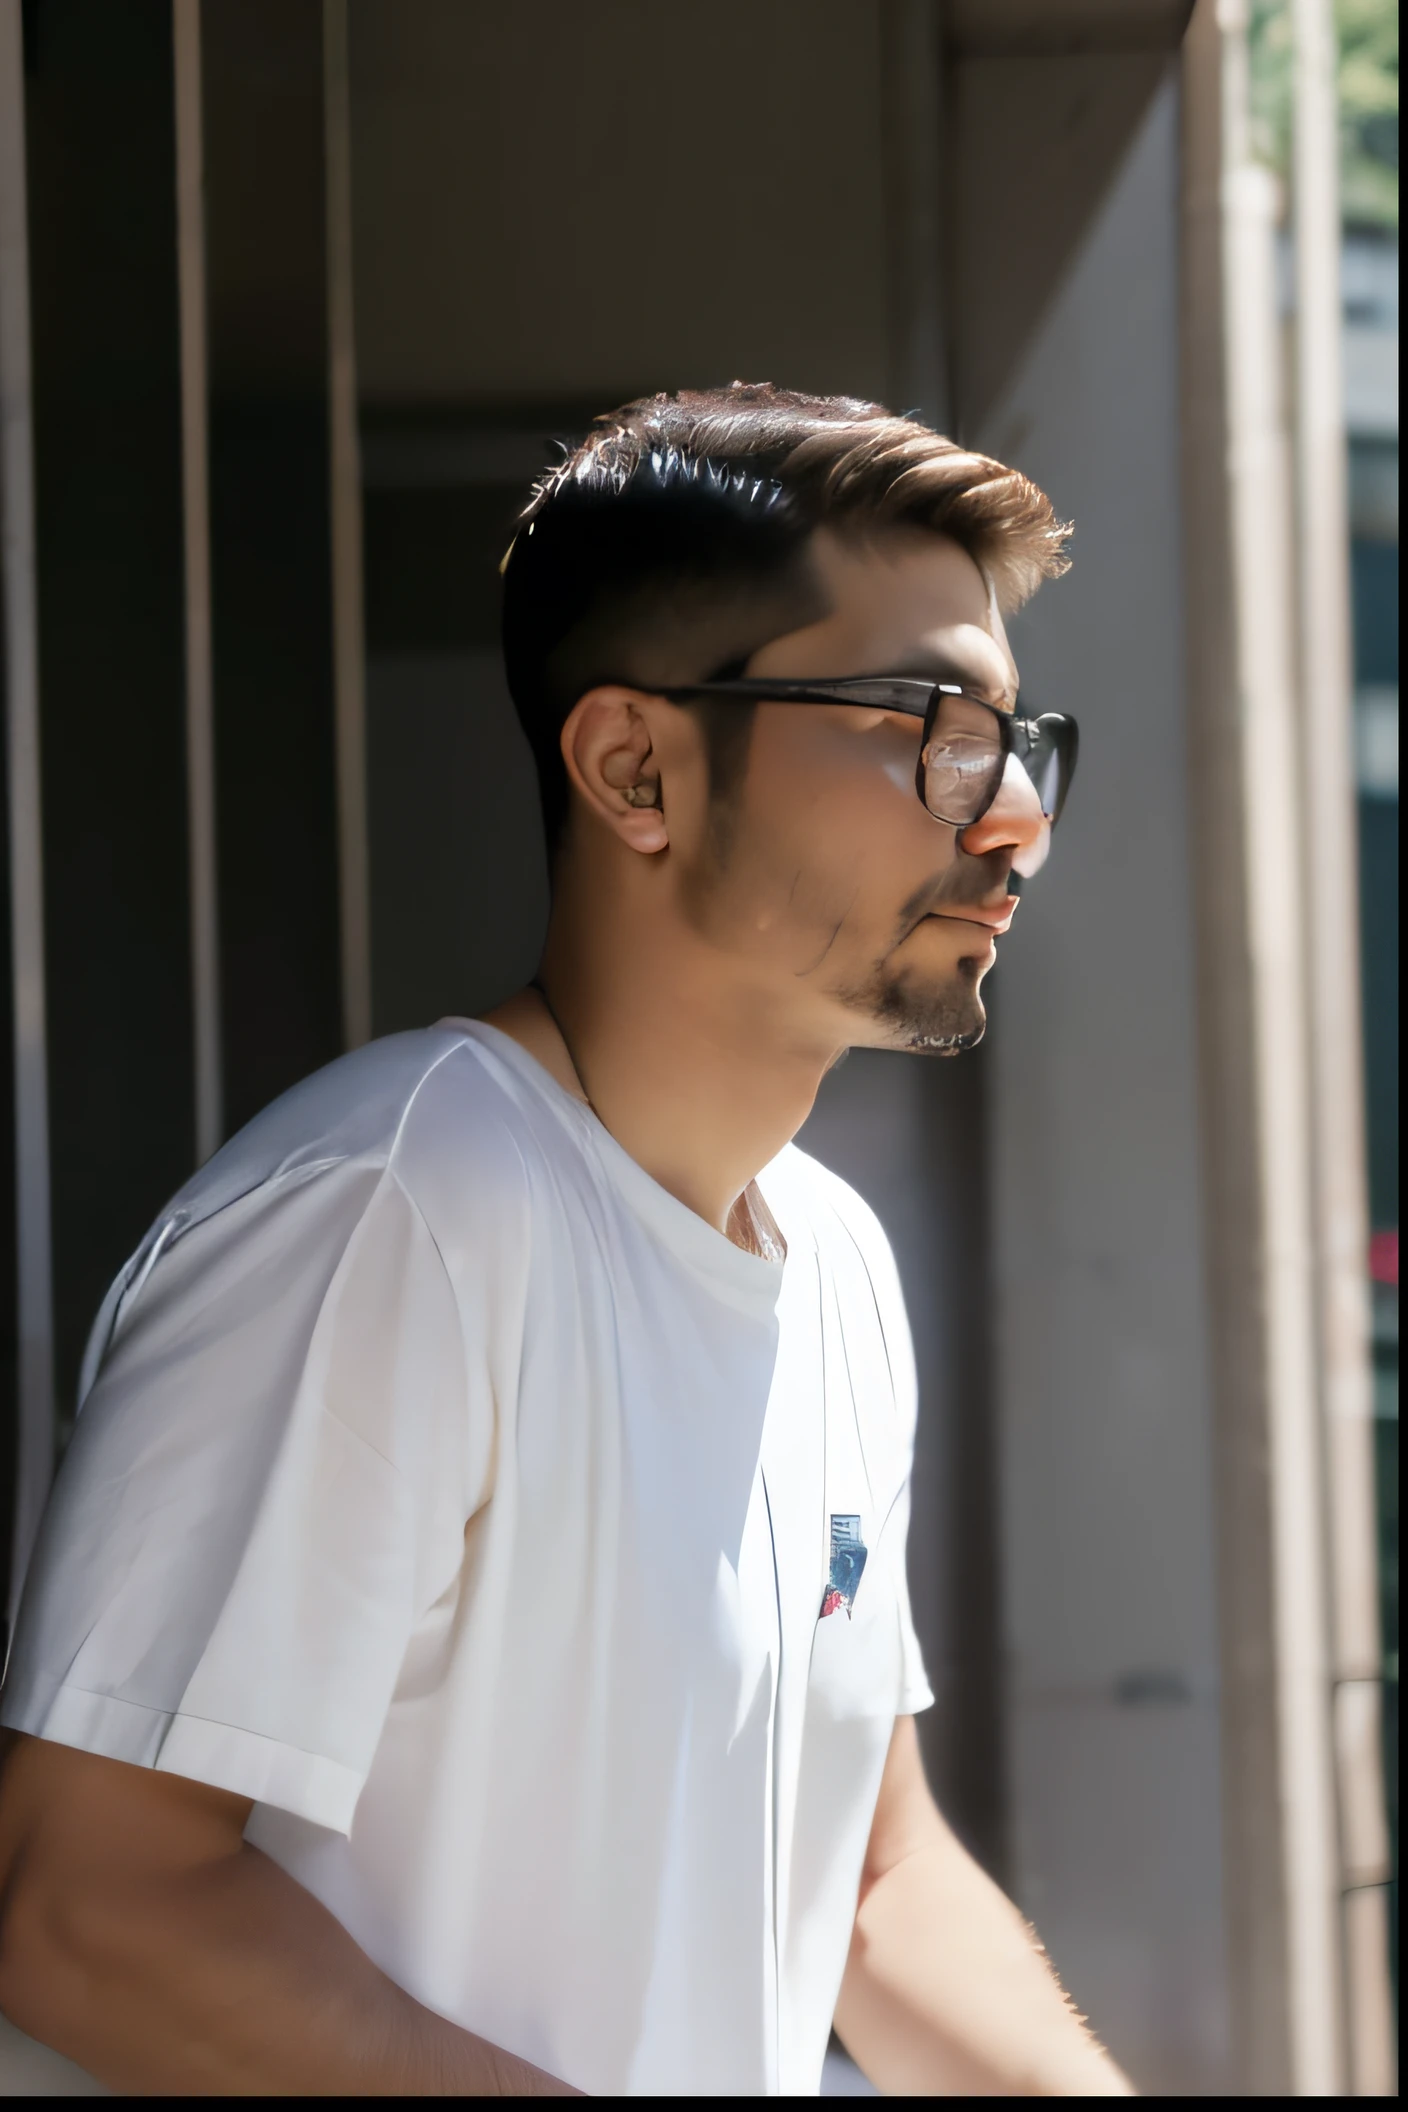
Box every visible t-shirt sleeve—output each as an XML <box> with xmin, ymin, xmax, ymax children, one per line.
<box><xmin>886</xmin><ymin>1277</ymin><xmax>935</xmax><ymax>1719</ymax></box>
<box><xmin>889</xmin><ymin>1473</ymin><xmax>935</xmax><ymax>1718</ymax></box>
<box><xmin>1</xmin><ymin>1157</ymin><xmax>497</xmax><ymax>1835</ymax></box>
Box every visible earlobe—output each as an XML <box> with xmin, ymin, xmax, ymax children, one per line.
<box><xmin>623</xmin><ymin>813</ymin><xmax>669</xmax><ymax>852</ymax></box>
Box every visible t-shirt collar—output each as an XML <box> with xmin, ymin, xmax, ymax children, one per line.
<box><xmin>444</xmin><ymin>1019</ymin><xmax>794</xmax><ymax>1314</ymax></box>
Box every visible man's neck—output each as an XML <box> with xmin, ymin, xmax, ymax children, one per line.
<box><xmin>481</xmin><ymin>920</ymin><xmax>839</xmax><ymax>1239</ymax></box>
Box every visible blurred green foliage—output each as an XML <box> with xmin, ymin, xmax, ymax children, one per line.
<box><xmin>1250</xmin><ymin>0</ymin><xmax>1399</xmax><ymax>228</ymax></box>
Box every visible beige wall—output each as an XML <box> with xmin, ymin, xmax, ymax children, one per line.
<box><xmin>973</xmin><ymin>76</ymin><xmax>1230</xmax><ymax>2093</ymax></box>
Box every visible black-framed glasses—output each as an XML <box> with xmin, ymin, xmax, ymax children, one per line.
<box><xmin>650</xmin><ymin>677</ymin><xmax>1079</xmax><ymax>832</ymax></box>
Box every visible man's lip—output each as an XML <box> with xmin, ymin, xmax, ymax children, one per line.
<box><xmin>926</xmin><ymin>901</ymin><xmax>1018</xmax><ymax>936</ymax></box>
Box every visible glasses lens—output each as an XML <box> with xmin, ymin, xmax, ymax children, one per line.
<box><xmin>920</xmin><ymin>693</ymin><xmax>1004</xmax><ymax>823</ymax></box>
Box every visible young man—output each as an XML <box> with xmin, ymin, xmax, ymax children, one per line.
<box><xmin>0</xmin><ymin>385</ymin><xmax>1127</xmax><ymax>2095</ymax></box>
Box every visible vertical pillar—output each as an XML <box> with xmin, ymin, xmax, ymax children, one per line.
<box><xmin>174</xmin><ymin>0</ymin><xmax>222</xmax><ymax>1164</ymax></box>
<box><xmin>1289</xmin><ymin>0</ymin><xmax>1395</xmax><ymax>2091</ymax></box>
<box><xmin>203</xmin><ymin>0</ymin><xmax>342</xmax><ymax>1135</ymax></box>
<box><xmin>1181</xmin><ymin>0</ymin><xmax>1343</xmax><ymax>2088</ymax></box>
<box><xmin>24</xmin><ymin>0</ymin><xmax>194</xmax><ymax>1421</ymax></box>
<box><xmin>0</xmin><ymin>0</ymin><xmax>53</xmax><ymax>1626</ymax></box>
<box><xmin>324</xmin><ymin>0</ymin><xmax>370</xmax><ymax>1053</ymax></box>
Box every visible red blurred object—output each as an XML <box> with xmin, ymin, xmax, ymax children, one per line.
<box><xmin>1369</xmin><ymin>1229</ymin><xmax>1398</xmax><ymax>1287</ymax></box>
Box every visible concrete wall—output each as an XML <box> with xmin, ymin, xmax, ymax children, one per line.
<box><xmin>972</xmin><ymin>77</ymin><xmax>1230</xmax><ymax>2093</ymax></box>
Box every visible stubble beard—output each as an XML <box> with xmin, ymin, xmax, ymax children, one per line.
<box><xmin>838</xmin><ymin>958</ymin><xmax>988</xmax><ymax>1055</ymax></box>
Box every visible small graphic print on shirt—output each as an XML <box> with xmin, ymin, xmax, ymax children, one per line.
<box><xmin>819</xmin><ymin>1514</ymin><xmax>868</xmax><ymax>1620</ymax></box>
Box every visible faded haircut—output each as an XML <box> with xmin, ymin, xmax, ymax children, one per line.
<box><xmin>500</xmin><ymin>381</ymin><xmax>1071</xmax><ymax>853</ymax></box>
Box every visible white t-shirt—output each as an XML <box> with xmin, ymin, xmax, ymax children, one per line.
<box><xmin>3</xmin><ymin>1022</ymin><xmax>931</xmax><ymax>2097</ymax></box>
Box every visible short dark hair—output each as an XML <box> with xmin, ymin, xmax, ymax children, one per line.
<box><xmin>501</xmin><ymin>382</ymin><xmax>1070</xmax><ymax>852</ymax></box>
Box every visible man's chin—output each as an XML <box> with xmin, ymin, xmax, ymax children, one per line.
<box><xmin>843</xmin><ymin>968</ymin><xmax>988</xmax><ymax>1056</ymax></box>
<box><xmin>903</xmin><ymin>1013</ymin><xmax>986</xmax><ymax>1056</ymax></box>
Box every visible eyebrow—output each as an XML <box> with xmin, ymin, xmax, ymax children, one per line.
<box><xmin>873</xmin><ymin>653</ymin><xmax>1018</xmax><ymax>705</ymax></box>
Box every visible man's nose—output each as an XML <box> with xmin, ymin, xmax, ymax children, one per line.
<box><xmin>957</xmin><ymin>752</ymin><xmax>1052</xmax><ymax>877</ymax></box>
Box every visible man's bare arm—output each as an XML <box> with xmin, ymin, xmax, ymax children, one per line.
<box><xmin>0</xmin><ymin>1732</ymin><xmax>578</xmax><ymax>2096</ymax></box>
<box><xmin>834</xmin><ymin>1717</ymin><xmax>1133</xmax><ymax>2096</ymax></box>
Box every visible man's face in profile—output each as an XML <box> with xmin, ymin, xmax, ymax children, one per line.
<box><xmin>669</xmin><ymin>527</ymin><xmax>1051</xmax><ymax>1055</ymax></box>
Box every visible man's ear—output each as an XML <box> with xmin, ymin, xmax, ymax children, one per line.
<box><xmin>560</xmin><ymin>686</ymin><xmax>669</xmax><ymax>854</ymax></box>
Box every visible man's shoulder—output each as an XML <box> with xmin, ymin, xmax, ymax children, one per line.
<box><xmin>166</xmin><ymin>1023</ymin><xmax>551</xmax><ymax>1244</ymax></box>
<box><xmin>80</xmin><ymin>1026</ymin><xmax>549</xmax><ymax>1408</ymax></box>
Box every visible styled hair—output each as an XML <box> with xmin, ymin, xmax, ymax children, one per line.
<box><xmin>501</xmin><ymin>382</ymin><xmax>1071</xmax><ymax>851</ymax></box>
